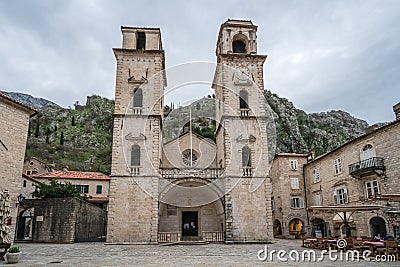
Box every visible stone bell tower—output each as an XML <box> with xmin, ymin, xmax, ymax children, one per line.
<box><xmin>107</xmin><ymin>26</ymin><xmax>166</xmax><ymax>243</ymax></box>
<box><xmin>213</xmin><ymin>19</ymin><xmax>273</xmax><ymax>242</ymax></box>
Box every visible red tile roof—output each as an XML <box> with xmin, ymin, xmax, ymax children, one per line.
<box><xmin>22</xmin><ymin>173</ymin><xmax>43</xmax><ymax>185</ymax></box>
<box><xmin>34</xmin><ymin>171</ymin><xmax>110</xmax><ymax>180</ymax></box>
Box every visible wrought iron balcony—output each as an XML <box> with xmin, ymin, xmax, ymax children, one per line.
<box><xmin>348</xmin><ymin>157</ymin><xmax>385</xmax><ymax>178</ymax></box>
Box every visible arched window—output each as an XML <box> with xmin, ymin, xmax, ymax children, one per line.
<box><xmin>361</xmin><ymin>144</ymin><xmax>374</xmax><ymax>161</ymax></box>
<box><xmin>131</xmin><ymin>145</ymin><xmax>141</xmax><ymax>166</ymax></box>
<box><xmin>239</xmin><ymin>90</ymin><xmax>249</xmax><ymax>109</ymax></box>
<box><xmin>232</xmin><ymin>40</ymin><xmax>246</xmax><ymax>53</ymax></box>
<box><xmin>133</xmin><ymin>88</ymin><xmax>143</xmax><ymax>107</ymax></box>
<box><xmin>242</xmin><ymin>146</ymin><xmax>251</xmax><ymax>167</ymax></box>
<box><xmin>136</xmin><ymin>32</ymin><xmax>146</xmax><ymax>50</ymax></box>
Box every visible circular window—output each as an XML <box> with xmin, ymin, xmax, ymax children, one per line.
<box><xmin>182</xmin><ymin>150</ymin><xmax>199</xmax><ymax>167</ymax></box>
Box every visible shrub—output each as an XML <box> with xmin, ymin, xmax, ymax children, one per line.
<box><xmin>8</xmin><ymin>247</ymin><xmax>20</xmax><ymax>253</ymax></box>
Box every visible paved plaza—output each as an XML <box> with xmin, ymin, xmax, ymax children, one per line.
<box><xmin>1</xmin><ymin>239</ymin><xmax>398</xmax><ymax>266</ymax></box>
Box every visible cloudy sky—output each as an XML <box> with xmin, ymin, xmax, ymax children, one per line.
<box><xmin>0</xmin><ymin>0</ymin><xmax>399</xmax><ymax>124</ymax></box>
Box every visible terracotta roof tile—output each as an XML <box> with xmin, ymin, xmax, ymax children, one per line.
<box><xmin>34</xmin><ymin>171</ymin><xmax>110</xmax><ymax>180</ymax></box>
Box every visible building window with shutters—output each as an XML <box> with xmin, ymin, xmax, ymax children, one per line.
<box><xmin>333</xmin><ymin>187</ymin><xmax>348</xmax><ymax>205</ymax></box>
<box><xmin>365</xmin><ymin>180</ymin><xmax>380</xmax><ymax>199</ymax></box>
<box><xmin>96</xmin><ymin>185</ymin><xmax>103</xmax><ymax>194</ymax></box>
<box><xmin>312</xmin><ymin>168</ymin><xmax>320</xmax><ymax>183</ymax></box>
<box><xmin>334</xmin><ymin>158</ymin><xmax>342</xmax><ymax>175</ymax></box>
<box><xmin>291</xmin><ymin>177</ymin><xmax>299</xmax><ymax>189</ymax></box>
<box><xmin>291</xmin><ymin>197</ymin><xmax>304</xmax><ymax>209</ymax></box>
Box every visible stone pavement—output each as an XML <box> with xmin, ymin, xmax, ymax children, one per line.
<box><xmin>1</xmin><ymin>239</ymin><xmax>398</xmax><ymax>266</ymax></box>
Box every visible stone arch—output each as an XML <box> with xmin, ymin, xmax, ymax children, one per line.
<box><xmin>158</xmin><ymin>178</ymin><xmax>225</xmax><ymax>236</ymax></box>
<box><xmin>310</xmin><ymin>217</ymin><xmax>328</xmax><ymax>237</ymax></box>
<box><xmin>369</xmin><ymin>216</ymin><xmax>387</xmax><ymax>237</ymax></box>
<box><xmin>232</xmin><ymin>33</ymin><xmax>248</xmax><ymax>53</ymax></box>
<box><xmin>273</xmin><ymin>219</ymin><xmax>282</xmax><ymax>237</ymax></box>
<box><xmin>131</xmin><ymin>144</ymin><xmax>141</xmax><ymax>166</ymax></box>
<box><xmin>16</xmin><ymin>208</ymin><xmax>34</xmax><ymax>241</ymax></box>
<box><xmin>159</xmin><ymin>177</ymin><xmax>224</xmax><ymax>203</ymax></box>
<box><xmin>133</xmin><ymin>88</ymin><xmax>143</xmax><ymax>107</ymax></box>
<box><xmin>288</xmin><ymin>218</ymin><xmax>304</xmax><ymax>238</ymax></box>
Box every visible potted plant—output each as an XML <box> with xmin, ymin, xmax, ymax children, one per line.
<box><xmin>5</xmin><ymin>246</ymin><xmax>21</xmax><ymax>264</ymax></box>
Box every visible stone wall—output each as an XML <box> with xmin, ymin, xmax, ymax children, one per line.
<box><xmin>22</xmin><ymin>198</ymin><xmax>107</xmax><ymax>243</ymax></box>
<box><xmin>0</xmin><ymin>95</ymin><xmax>34</xmax><ymax>243</ymax></box>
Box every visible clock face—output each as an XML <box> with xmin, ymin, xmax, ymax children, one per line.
<box><xmin>235</xmin><ymin>67</ymin><xmax>250</xmax><ymax>81</ymax></box>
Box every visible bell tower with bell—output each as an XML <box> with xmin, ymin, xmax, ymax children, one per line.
<box><xmin>213</xmin><ymin>19</ymin><xmax>273</xmax><ymax>243</ymax></box>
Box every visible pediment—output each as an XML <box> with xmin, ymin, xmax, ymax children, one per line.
<box><xmin>125</xmin><ymin>133</ymin><xmax>146</xmax><ymax>141</ymax></box>
<box><xmin>332</xmin><ymin>178</ymin><xmax>350</xmax><ymax>187</ymax></box>
<box><xmin>236</xmin><ymin>134</ymin><xmax>256</xmax><ymax>143</ymax></box>
<box><xmin>128</xmin><ymin>76</ymin><xmax>148</xmax><ymax>84</ymax></box>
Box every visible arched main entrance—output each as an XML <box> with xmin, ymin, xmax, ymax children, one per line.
<box><xmin>288</xmin><ymin>218</ymin><xmax>304</xmax><ymax>238</ymax></box>
<box><xmin>16</xmin><ymin>209</ymin><xmax>33</xmax><ymax>241</ymax></box>
<box><xmin>273</xmin><ymin>219</ymin><xmax>282</xmax><ymax>237</ymax></box>
<box><xmin>158</xmin><ymin>179</ymin><xmax>225</xmax><ymax>242</ymax></box>
<box><xmin>370</xmin><ymin>216</ymin><xmax>387</xmax><ymax>237</ymax></box>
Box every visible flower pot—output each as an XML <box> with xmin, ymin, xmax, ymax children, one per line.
<box><xmin>5</xmin><ymin>252</ymin><xmax>20</xmax><ymax>264</ymax></box>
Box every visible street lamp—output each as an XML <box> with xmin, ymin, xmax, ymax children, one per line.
<box><xmin>16</xmin><ymin>194</ymin><xmax>25</xmax><ymax>207</ymax></box>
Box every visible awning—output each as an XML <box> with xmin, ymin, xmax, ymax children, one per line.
<box><xmin>308</xmin><ymin>205</ymin><xmax>382</xmax><ymax>212</ymax></box>
<box><xmin>332</xmin><ymin>212</ymin><xmax>353</xmax><ymax>223</ymax></box>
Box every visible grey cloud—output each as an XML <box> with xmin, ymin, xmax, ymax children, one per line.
<box><xmin>0</xmin><ymin>0</ymin><xmax>399</xmax><ymax>123</ymax></box>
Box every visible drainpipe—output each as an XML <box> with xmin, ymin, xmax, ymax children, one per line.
<box><xmin>302</xmin><ymin>161</ymin><xmax>310</xmax><ymax>229</ymax></box>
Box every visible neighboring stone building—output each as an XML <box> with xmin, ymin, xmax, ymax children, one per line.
<box><xmin>271</xmin><ymin>153</ymin><xmax>310</xmax><ymax>238</ymax></box>
<box><xmin>304</xmin><ymin>103</ymin><xmax>400</xmax><ymax>238</ymax></box>
<box><xmin>20</xmin><ymin>173</ymin><xmax>41</xmax><ymax>199</ymax></box>
<box><xmin>23</xmin><ymin>157</ymin><xmax>53</xmax><ymax>176</ymax></box>
<box><xmin>33</xmin><ymin>171</ymin><xmax>110</xmax><ymax>210</ymax></box>
<box><xmin>0</xmin><ymin>92</ymin><xmax>36</xmax><ymax>243</ymax></box>
<box><xmin>107</xmin><ymin>20</ymin><xmax>274</xmax><ymax>243</ymax></box>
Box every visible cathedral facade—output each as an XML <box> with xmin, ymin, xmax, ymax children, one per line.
<box><xmin>106</xmin><ymin>20</ymin><xmax>274</xmax><ymax>244</ymax></box>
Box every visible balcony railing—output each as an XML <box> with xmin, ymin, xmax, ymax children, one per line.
<box><xmin>132</xmin><ymin>107</ymin><xmax>142</xmax><ymax>115</ymax></box>
<box><xmin>130</xmin><ymin>167</ymin><xmax>140</xmax><ymax>176</ymax></box>
<box><xmin>160</xmin><ymin>168</ymin><xmax>222</xmax><ymax>179</ymax></box>
<box><xmin>157</xmin><ymin>232</ymin><xmax>224</xmax><ymax>243</ymax></box>
<box><xmin>348</xmin><ymin>157</ymin><xmax>385</xmax><ymax>178</ymax></box>
<box><xmin>158</xmin><ymin>232</ymin><xmax>180</xmax><ymax>243</ymax></box>
<box><xmin>242</xmin><ymin>167</ymin><xmax>253</xmax><ymax>177</ymax></box>
<box><xmin>202</xmin><ymin>231</ymin><xmax>225</xmax><ymax>242</ymax></box>
<box><xmin>240</xmin><ymin>108</ymin><xmax>250</xmax><ymax>117</ymax></box>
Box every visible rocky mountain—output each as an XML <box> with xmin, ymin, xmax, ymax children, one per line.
<box><xmin>0</xmin><ymin>90</ymin><xmax>60</xmax><ymax>109</ymax></box>
<box><xmin>25</xmin><ymin>95</ymin><xmax>113</xmax><ymax>175</ymax></box>
<box><xmin>264</xmin><ymin>91</ymin><xmax>369</xmax><ymax>156</ymax></box>
<box><xmin>8</xmin><ymin>91</ymin><xmax>372</xmax><ymax>175</ymax></box>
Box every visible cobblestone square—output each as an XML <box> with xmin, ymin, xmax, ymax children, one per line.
<box><xmin>1</xmin><ymin>239</ymin><xmax>398</xmax><ymax>266</ymax></box>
